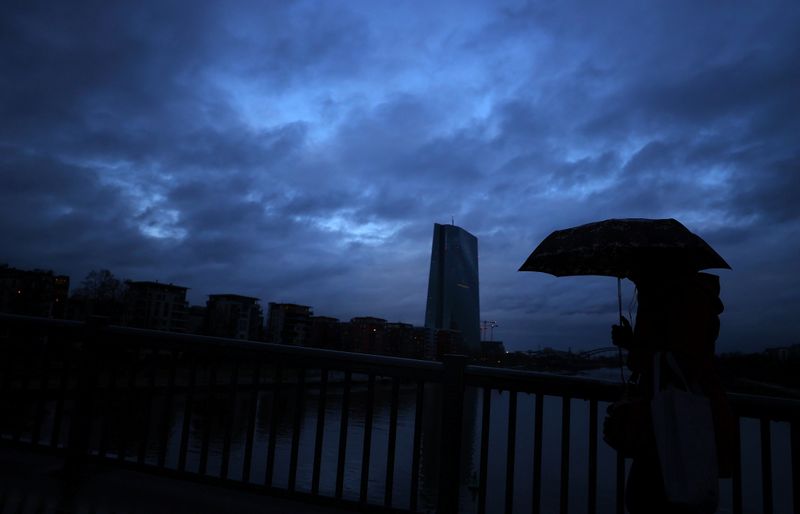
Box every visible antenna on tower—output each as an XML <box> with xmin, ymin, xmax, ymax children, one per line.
<box><xmin>451</xmin><ymin>215</ymin><xmax>455</xmax><ymax>225</ymax></box>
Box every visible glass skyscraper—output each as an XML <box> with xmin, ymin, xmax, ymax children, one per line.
<box><xmin>424</xmin><ymin>223</ymin><xmax>480</xmax><ymax>354</ymax></box>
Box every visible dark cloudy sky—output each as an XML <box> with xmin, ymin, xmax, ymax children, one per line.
<box><xmin>2</xmin><ymin>1</ymin><xmax>798</xmax><ymax>352</ymax></box>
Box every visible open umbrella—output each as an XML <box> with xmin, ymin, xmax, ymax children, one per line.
<box><xmin>519</xmin><ymin>218</ymin><xmax>730</xmax><ymax>382</ymax></box>
<box><xmin>518</xmin><ymin>218</ymin><xmax>730</xmax><ymax>278</ymax></box>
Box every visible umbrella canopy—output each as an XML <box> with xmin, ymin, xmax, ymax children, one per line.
<box><xmin>518</xmin><ymin>218</ymin><xmax>730</xmax><ymax>279</ymax></box>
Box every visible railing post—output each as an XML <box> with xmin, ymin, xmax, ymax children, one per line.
<box><xmin>438</xmin><ymin>354</ymin><xmax>469</xmax><ymax>514</ymax></box>
<box><xmin>791</xmin><ymin>419</ymin><xmax>799</xmax><ymax>514</ymax></box>
<box><xmin>63</xmin><ymin>316</ymin><xmax>106</xmax><ymax>479</ymax></box>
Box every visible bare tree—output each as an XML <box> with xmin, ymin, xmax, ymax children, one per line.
<box><xmin>70</xmin><ymin>269</ymin><xmax>128</xmax><ymax>321</ymax></box>
<box><xmin>72</xmin><ymin>269</ymin><xmax>127</xmax><ymax>302</ymax></box>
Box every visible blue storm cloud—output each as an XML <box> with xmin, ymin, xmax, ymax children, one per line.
<box><xmin>1</xmin><ymin>0</ymin><xmax>798</xmax><ymax>351</ymax></box>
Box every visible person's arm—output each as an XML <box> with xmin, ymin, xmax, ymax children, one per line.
<box><xmin>612</xmin><ymin>316</ymin><xmax>648</xmax><ymax>375</ymax></box>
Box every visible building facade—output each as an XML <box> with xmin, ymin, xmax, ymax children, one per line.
<box><xmin>267</xmin><ymin>303</ymin><xmax>312</xmax><ymax>345</ymax></box>
<box><xmin>206</xmin><ymin>294</ymin><xmax>264</xmax><ymax>340</ymax></box>
<box><xmin>424</xmin><ymin>223</ymin><xmax>480</xmax><ymax>355</ymax></box>
<box><xmin>186</xmin><ymin>305</ymin><xmax>207</xmax><ymax>335</ymax></box>
<box><xmin>0</xmin><ymin>265</ymin><xmax>69</xmax><ymax>318</ymax></box>
<box><xmin>124</xmin><ymin>281</ymin><xmax>188</xmax><ymax>332</ymax></box>
<box><xmin>348</xmin><ymin>316</ymin><xmax>387</xmax><ymax>354</ymax></box>
<box><xmin>384</xmin><ymin>322</ymin><xmax>430</xmax><ymax>359</ymax></box>
<box><xmin>309</xmin><ymin>316</ymin><xmax>343</xmax><ymax>350</ymax></box>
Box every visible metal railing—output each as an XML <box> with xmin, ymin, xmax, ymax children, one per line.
<box><xmin>0</xmin><ymin>313</ymin><xmax>798</xmax><ymax>514</ymax></box>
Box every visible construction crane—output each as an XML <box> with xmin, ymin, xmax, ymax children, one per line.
<box><xmin>481</xmin><ymin>320</ymin><xmax>498</xmax><ymax>341</ymax></box>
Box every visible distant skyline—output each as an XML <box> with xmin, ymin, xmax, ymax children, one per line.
<box><xmin>1</xmin><ymin>1</ymin><xmax>798</xmax><ymax>352</ymax></box>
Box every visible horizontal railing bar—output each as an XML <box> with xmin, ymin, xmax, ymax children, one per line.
<box><xmin>467</xmin><ymin>365</ymin><xmax>800</xmax><ymax>420</ymax></box>
<box><xmin>0</xmin><ymin>312</ymin><xmax>84</xmax><ymax>330</ymax></box>
<box><xmin>4</xmin><ymin>314</ymin><xmax>800</xmax><ymax>419</ymax></box>
<box><xmin>465</xmin><ymin>365</ymin><xmax>621</xmax><ymax>401</ymax></box>
<box><xmin>730</xmin><ymin>394</ymin><xmax>800</xmax><ymax>422</ymax></box>
<box><xmin>1</xmin><ymin>314</ymin><xmax>443</xmax><ymax>381</ymax></box>
<box><xmin>108</xmin><ymin>328</ymin><xmax>442</xmax><ymax>376</ymax></box>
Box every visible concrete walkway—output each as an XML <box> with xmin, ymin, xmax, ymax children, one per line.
<box><xmin>0</xmin><ymin>445</ymin><xmax>355</xmax><ymax>514</ymax></box>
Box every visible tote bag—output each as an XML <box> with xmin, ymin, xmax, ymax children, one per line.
<box><xmin>650</xmin><ymin>352</ymin><xmax>718</xmax><ymax>510</ymax></box>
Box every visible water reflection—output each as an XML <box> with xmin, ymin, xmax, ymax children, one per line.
<box><xmin>163</xmin><ymin>379</ymin><xmax>793</xmax><ymax>514</ymax></box>
<box><xmin>4</xmin><ymin>364</ymin><xmax>794</xmax><ymax>514</ymax></box>
<box><xmin>111</xmin><ymin>378</ymin><xmax>629</xmax><ymax>512</ymax></box>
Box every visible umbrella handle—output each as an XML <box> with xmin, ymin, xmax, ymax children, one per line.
<box><xmin>617</xmin><ymin>277</ymin><xmax>625</xmax><ymax>384</ymax></box>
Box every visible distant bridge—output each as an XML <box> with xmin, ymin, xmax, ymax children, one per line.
<box><xmin>578</xmin><ymin>346</ymin><xmax>620</xmax><ymax>358</ymax></box>
<box><xmin>515</xmin><ymin>347</ymin><xmax>620</xmax><ymax>358</ymax></box>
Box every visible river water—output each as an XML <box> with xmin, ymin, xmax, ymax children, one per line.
<box><xmin>120</xmin><ymin>368</ymin><xmax>793</xmax><ymax>514</ymax></box>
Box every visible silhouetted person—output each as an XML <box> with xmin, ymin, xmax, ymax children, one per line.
<box><xmin>606</xmin><ymin>271</ymin><xmax>734</xmax><ymax>514</ymax></box>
